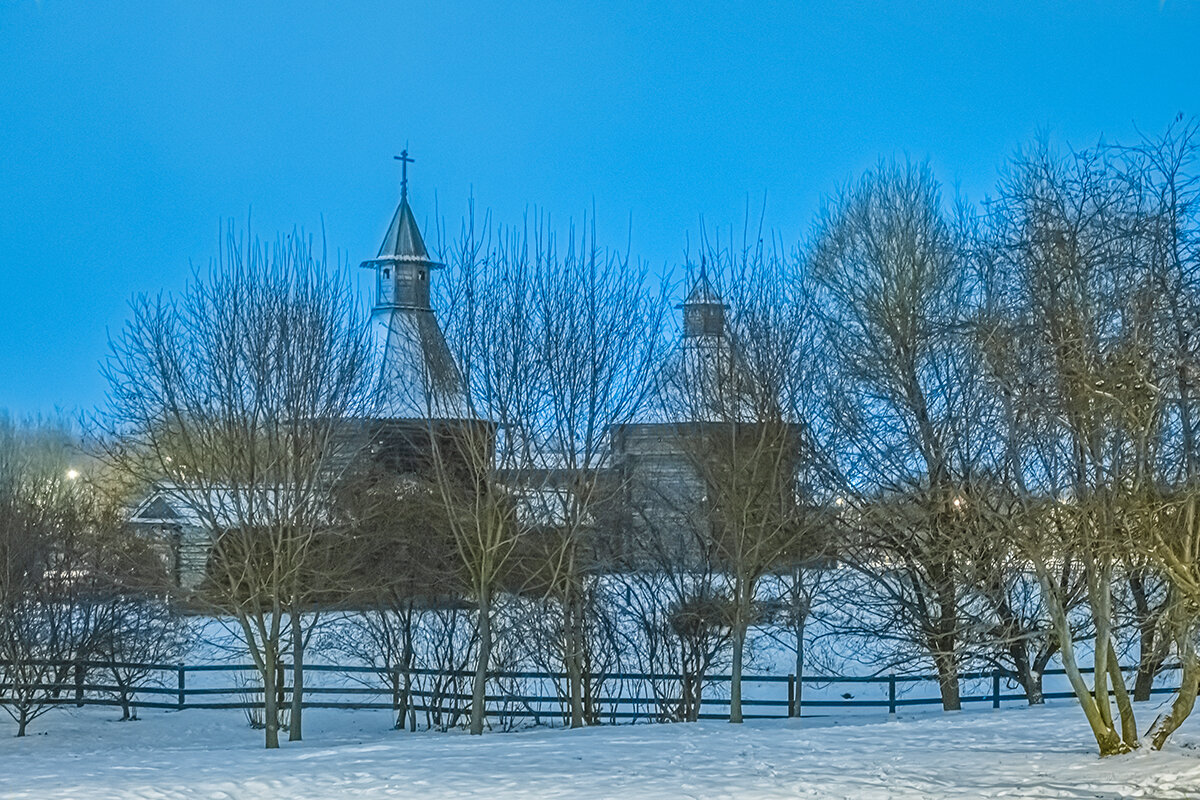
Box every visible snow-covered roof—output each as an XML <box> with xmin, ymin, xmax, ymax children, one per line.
<box><xmin>371</xmin><ymin>195</ymin><xmax>438</xmax><ymax>265</ymax></box>
<box><xmin>128</xmin><ymin>483</ymin><xmax>325</xmax><ymax>529</ymax></box>
<box><xmin>369</xmin><ymin>308</ymin><xmax>470</xmax><ymax>420</ymax></box>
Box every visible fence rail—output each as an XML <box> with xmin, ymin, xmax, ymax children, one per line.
<box><xmin>0</xmin><ymin>659</ymin><xmax>1183</xmax><ymax>723</ymax></box>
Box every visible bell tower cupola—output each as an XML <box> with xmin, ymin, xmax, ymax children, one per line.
<box><xmin>678</xmin><ymin>259</ymin><xmax>727</xmax><ymax>338</ymax></box>
<box><xmin>360</xmin><ymin>149</ymin><xmax>441</xmax><ymax>312</ymax></box>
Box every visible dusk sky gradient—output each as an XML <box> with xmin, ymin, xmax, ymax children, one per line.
<box><xmin>1</xmin><ymin>1</ymin><xmax>1198</xmax><ymax>417</ymax></box>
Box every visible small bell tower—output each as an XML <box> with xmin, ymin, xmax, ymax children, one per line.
<box><xmin>361</xmin><ymin>149</ymin><xmax>441</xmax><ymax>312</ymax></box>
<box><xmin>678</xmin><ymin>260</ymin><xmax>727</xmax><ymax>338</ymax></box>
<box><xmin>360</xmin><ymin>149</ymin><xmax>467</xmax><ymax>421</ymax></box>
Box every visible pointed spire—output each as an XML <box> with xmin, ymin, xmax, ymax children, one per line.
<box><xmin>680</xmin><ymin>257</ymin><xmax>725</xmax><ymax>308</ymax></box>
<box><xmin>363</xmin><ymin>148</ymin><xmax>439</xmax><ymax>266</ymax></box>
<box><xmin>362</xmin><ymin>150</ymin><xmax>469</xmax><ymax>420</ymax></box>
<box><xmin>376</xmin><ymin>198</ymin><xmax>431</xmax><ymax>262</ymax></box>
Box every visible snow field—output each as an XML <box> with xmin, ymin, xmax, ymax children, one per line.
<box><xmin>3</xmin><ymin>700</ymin><xmax>1200</xmax><ymax>799</ymax></box>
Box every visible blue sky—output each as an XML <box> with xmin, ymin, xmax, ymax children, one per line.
<box><xmin>1</xmin><ymin>1</ymin><xmax>1197</xmax><ymax>417</ymax></box>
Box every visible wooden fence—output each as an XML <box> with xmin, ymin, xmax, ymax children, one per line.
<box><xmin>0</xmin><ymin>660</ymin><xmax>1182</xmax><ymax>724</ymax></box>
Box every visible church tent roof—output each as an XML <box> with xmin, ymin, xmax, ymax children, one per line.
<box><xmin>369</xmin><ymin>197</ymin><xmax>438</xmax><ymax>265</ymax></box>
<box><xmin>679</xmin><ymin>270</ymin><xmax>725</xmax><ymax>308</ymax></box>
<box><xmin>370</xmin><ymin>308</ymin><xmax>470</xmax><ymax>420</ymax></box>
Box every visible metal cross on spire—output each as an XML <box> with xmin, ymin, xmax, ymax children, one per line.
<box><xmin>394</xmin><ymin>147</ymin><xmax>414</xmax><ymax>200</ymax></box>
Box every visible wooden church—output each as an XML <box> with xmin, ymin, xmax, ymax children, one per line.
<box><xmin>128</xmin><ymin>158</ymin><xmax>483</xmax><ymax>590</ymax></box>
<box><xmin>128</xmin><ymin>159</ymin><xmax>802</xmax><ymax>592</ymax></box>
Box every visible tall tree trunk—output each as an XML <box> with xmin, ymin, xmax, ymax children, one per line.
<box><xmin>1105</xmin><ymin>640</ymin><xmax>1137</xmax><ymax>749</ymax></box>
<box><xmin>1135</xmin><ymin>615</ymin><xmax>1170</xmax><ymax>703</ymax></box>
<box><xmin>933</xmin><ymin>650</ymin><xmax>961</xmax><ymax>711</ymax></box>
<box><xmin>1130</xmin><ymin>571</ymin><xmax>1168</xmax><ymax>702</ymax></box>
<box><xmin>1031</xmin><ymin>645</ymin><xmax>1058</xmax><ymax>706</ymax></box>
<box><xmin>16</xmin><ymin>708</ymin><xmax>28</xmax><ymax>737</ymax></box>
<box><xmin>1007</xmin><ymin>643</ymin><xmax>1043</xmax><ymax>705</ymax></box>
<box><xmin>1021</xmin><ymin>665</ymin><xmax>1044</xmax><ymax>706</ymax></box>
<box><xmin>729</xmin><ymin>622</ymin><xmax>745</xmax><ymax>723</ymax></box>
<box><xmin>1134</xmin><ymin>658</ymin><xmax>1163</xmax><ymax>703</ymax></box>
<box><xmin>289</xmin><ymin>605</ymin><xmax>303</xmax><ymax>742</ymax></box>
<box><xmin>263</xmin><ymin>639</ymin><xmax>280</xmax><ymax>749</ymax></box>
<box><xmin>1091</xmin><ymin>582</ymin><xmax>1116</xmax><ymax>733</ymax></box>
<box><xmin>794</xmin><ymin>614</ymin><xmax>806</xmax><ymax>719</ymax></box>
<box><xmin>1041</xmin><ymin>572</ymin><xmax>1129</xmax><ymax>757</ymax></box>
<box><xmin>1063</xmin><ymin>640</ymin><xmax>1126</xmax><ymax>756</ymax></box>
<box><xmin>683</xmin><ymin>672</ymin><xmax>700</xmax><ymax>722</ymax></box>
<box><xmin>399</xmin><ymin>604</ymin><xmax>414</xmax><ymax>731</ymax></box>
<box><xmin>991</xmin><ymin>589</ymin><xmax>1044</xmax><ymax>705</ymax></box>
<box><xmin>729</xmin><ymin>577</ymin><xmax>750</xmax><ymax>724</ymax></box>
<box><xmin>565</xmin><ymin>588</ymin><xmax>585</xmax><ymax>729</ymax></box>
<box><xmin>470</xmin><ymin>585</ymin><xmax>491</xmax><ymax>736</ymax></box>
<box><xmin>934</xmin><ymin>569</ymin><xmax>961</xmax><ymax>711</ymax></box>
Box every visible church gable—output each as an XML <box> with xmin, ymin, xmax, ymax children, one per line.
<box><xmin>130</xmin><ymin>493</ymin><xmax>184</xmax><ymax>524</ymax></box>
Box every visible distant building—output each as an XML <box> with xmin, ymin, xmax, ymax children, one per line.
<box><xmin>350</xmin><ymin>159</ymin><xmax>484</xmax><ymax>483</ymax></box>
<box><xmin>609</xmin><ymin>267</ymin><xmax>806</xmax><ymax>569</ymax></box>
<box><xmin>129</xmin><ymin>173</ymin><xmax>806</xmax><ymax>592</ymax></box>
<box><xmin>611</xmin><ymin>268</ymin><xmax>745</xmax><ymax>565</ymax></box>
<box><xmin>130</xmin><ymin>167</ymin><xmax>481</xmax><ymax>590</ymax></box>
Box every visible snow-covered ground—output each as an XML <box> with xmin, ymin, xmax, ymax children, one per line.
<box><xmin>4</xmin><ymin>701</ymin><xmax>1200</xmax><ymax>799</ymax></box>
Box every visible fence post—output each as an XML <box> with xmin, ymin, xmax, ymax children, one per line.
<box><xmin>887</xmin><ymin>674</ymin><xmax>897</xmax><ymax>719</ymax></box>
<box><xmin>74</xmin><ymin>661</ymin><xmax>85</xmax><ymax>707</ymax></box>
<box><xmin>787</xmin><ymin>674</ymin><xmax>796</xmax><ymax>718</ymax></box>
<box><xmin>177</xmin><ymin>665</ymin><xmax>186</xmax><ymax>710</ymax></box>
<box><xmin>991</xmin><ymin>670</ymin><xmax>1001</xmax><ymax>710</ymax></box>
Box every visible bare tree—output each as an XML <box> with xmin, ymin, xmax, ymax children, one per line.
<box><xmin>986</xmin><ymin>137</ymin><xmax>1164</xmax><ymax>755</ymax></box>
<box><xmin>663</xmin><ymin>232</ymin><xmax>828</xmax><ymax>723</ymax></box>
<box><xmin>89</xmin><ymin>593</ymin><xmax>186</xmax><ymax>721</ymax></box>
<box><xmin>428</xmin><ymin>212</ymin><xmax>541</xmax><ymax>735</ymax></box>
<box><xmin>763</xmin><ymin>561</ymin><xmax>838</xmax><ymax>714</ymax></box>
<box><xmin>101</xmin><ymin>227</ymin><xmax>375</xmax><ymax>748</ymax></box>
<box><xmin>1113</xmin><ymin>119</ymin><xmax>1200</xmax><ymax>748</ymax></box>
<box><xmin>0</xmin><ymin>418</ymin><xmax>98</xmax><ymax>736</ymax></box>
<box><xmin>528</xmin><ymin>215</ymin><xmax>667</xmax><ymax>727</ymax></box>
<box><xmin>970</xmin><ymin>228</ymin><xmax>1083</xmax><ymax>706</ymax></box>
<box><xmin>611</xmin><ymin>546</ymin><xmax>731</xmax><ymax>723</ymax></box>
<box><xmin>809</xmin><ymin>160</ymin><xmax>989</xmax><ymax>711</ymax></box>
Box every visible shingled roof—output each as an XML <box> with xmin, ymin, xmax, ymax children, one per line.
<box><xmin>375</xmin><ymin>195</ymin><xmax>433</xmax><ymax>263</ymax></box>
